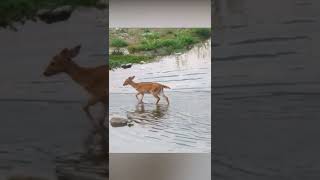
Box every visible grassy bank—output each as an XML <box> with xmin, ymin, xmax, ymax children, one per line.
<box><xmin>109</xmin><ymin>55</ymin><xmax>153</xmax><ymax>69</ymax></box>
<box><xmin>109</xmin><ymin>28</ymin><xmax>211</xmax><ymax>69</ymax></box>
<box><xmin>0</xmin><ymin>0</ymin><xmax>107</xmax><ymax>28</ymax></box>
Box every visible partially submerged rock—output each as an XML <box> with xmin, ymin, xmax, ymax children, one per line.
<box><xmin>96</xmin><ymin>0</ymin><xmax>109</xmax><ymax>9</ymax></box>
<box><xmin>110</xmin><ymin>117</ymin><xmax>128</xmax><ymax>127</ymax></box>
<box><xmin>37</xmin><ymin>6</ymin><xmax>73</xmax><ymax>24</ymax></box>
<box><xmin>121</xmin><ymin>63</ymin><xmax>132</xmax><ymax>69</ymax></box>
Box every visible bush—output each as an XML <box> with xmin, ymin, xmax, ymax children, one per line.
<box><xmin>142</xmin><ymin>32</ymin><xmax>160</xmax><ymax>40</ymax></box>
<box><xmin>143</xmin><ymin>28</ymin><xmax>150</xmax><ymax>33</ymax></box>
<box><xmin>159</xmin><ymin>39</ymin><xmax>183</xmax><ymax>49</ymax></box>
<box><xmin>176</xmin><ymin>33</ymin><xmax>196</xmax><ymax>46</ymax></box>
<box><xmin>191</xmin><ymin>28</ymin><xmax>211</xmax><ymax>39</ymax></box>
<box><xmin>128</xmin><ymin>45</ymin><xmax>139</xmax><ymax>54</ymax></box>
<box><xmin>110</xmin><ymin>38</ymin><xmax>128</xmax><ymax>48</ymax></box>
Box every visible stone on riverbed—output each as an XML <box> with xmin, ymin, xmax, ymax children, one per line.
<box><xmin>110</xmin><ymin>117</ymin><xmax>128</xmax><ymax>127</ymax></box>
<box><xmin>121</xmin><ymin>63</ymin><xmax>132</xmax><ymax>69</ymax></box>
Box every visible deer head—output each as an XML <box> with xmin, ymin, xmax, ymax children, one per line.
<box><xmin>123</xmin><ymin>76</ymin><xmax>135</xmax><ymax>86</ymax></box>
<box><xmin>43</xmin><ymin>45</ymin><xmax>81</xmax><ymax>76</ymax></box>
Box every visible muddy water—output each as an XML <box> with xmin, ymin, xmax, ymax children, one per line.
<box><xmin>109</xmin><ymin>39</ymin><xmax>211</xmax><ymax>153</ymax></box>
<box><xmin>0</xmin><ymin>8</ymin><xmax>107</xmax><ymax>180</ymax></box>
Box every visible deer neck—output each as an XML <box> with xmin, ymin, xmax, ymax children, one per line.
<box><xmin>129</xmin><ymin>81</ymin><xmax>139</xmax><ymax>89</ymax></box>
<box><xmin>65</xmin><ymin>61</ymin><xmax>87</xmax><ymax>84</ymax></box>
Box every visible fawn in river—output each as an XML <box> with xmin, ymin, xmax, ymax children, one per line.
<box><xmin>43</xmin><ymin>45</ymin><xmax>108</xmax><ymax>123</ymax></box>
<box><xmin>123</xmin><ymin>76</ymin><xmax>170</xmax><ymax>104</ymax></box>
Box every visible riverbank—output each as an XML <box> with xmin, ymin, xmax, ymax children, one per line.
<box><xmin>0</xmin><ymin>0</ymin><xmax>107</xmax><ymax>29</ymax></box>
<box><xmin>109</xmin><ymin>28</ymin><xmax>211</xmax><ymax>69</ymax></box>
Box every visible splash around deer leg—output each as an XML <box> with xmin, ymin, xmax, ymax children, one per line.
<box><xmin>137</xmin><ymin>93</ymin><xmax>144</xmax><ymax>104</ymax></box>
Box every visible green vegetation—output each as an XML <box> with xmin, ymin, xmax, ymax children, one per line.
<box><xmin>109</xmin><ymin>55</ymin><xmax>153</xmax><ymax>69</ymax></box>
<box><xmin>109</xmin><ymin>28</ymin><xmax>211</xmax><ymax>69</ymax></box>
<box><xmin>110</xmin><ymin>38</ymin><xmax>128</xmax><ymax>55</ymax></box>
<box><xmin>0</xmin><ymin>0</ymin><xmax>107</xmax><ymax>28</ymax></box>
<box><xmin>126</xmin><ymin>29</ymin><xmax>210</xmax><ymax>53</ymax></box>
<box><xmin>111</xmin><ymin>38</ymin><xmax>128</xmax><ymax>48</ymax></box>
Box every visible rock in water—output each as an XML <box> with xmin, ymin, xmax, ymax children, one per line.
<box><xmin>37</xmin><ymin>6</ymin><xmax>73</xmax><ymax>24</ymax></box>
<box><xmin>121</xmin><ymin>63</ymin><xmax>132</xmax><ymax>69</ymax></box>
<box><xmin>96</xmin><ymin>0</ymin><xmax>109</xmax><ymax>8</ymax></box>
<box><xmin>110</xmin><ymin>117</ymin><xmax>128</xmax><ymax>127</ymax></box>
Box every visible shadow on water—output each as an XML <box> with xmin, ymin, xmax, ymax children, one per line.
<box><xmin>127</xmin><ymin>104</ymin><xmax>169</xmax><ymax>125</ymax></box>
<box><xmin>55</xmin><ymin>119</ymin><xmax>108</xmax><ymax>180</ymax></box>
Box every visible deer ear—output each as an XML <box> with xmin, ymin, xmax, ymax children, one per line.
<box><xmin>131</xmin><ymin>76</ymin><xmax>135</xmax><ymax>80</ymax></box>
<box><xmin>69</xmin><ymin>44</ymin><xmax>81</xmax><ymax>58</ymax></box>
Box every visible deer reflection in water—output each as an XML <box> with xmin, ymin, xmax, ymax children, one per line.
<box><xmin>43</xmin><ymin>45</ymin><xmax>108</xmax><ymax>178</ymax></box>
<box><xmin>55</xmin><ymin>117</ymin><xmax>108</xmax><ymax>179</ymax></box>
<box><xmin>127</xmin><ymin>104</ymin><xmax>169</xmax><ymax>125</ymax></box>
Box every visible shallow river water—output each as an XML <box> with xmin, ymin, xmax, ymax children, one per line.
<box><xmin>213</xmin><ymin>0</ymin><xmax>320</xmax><ymax>179</ymax></box>
<box><xmin>109</xmin><ymin>39</ymin><xmax>211</xmax><ymax>153</ymax></box>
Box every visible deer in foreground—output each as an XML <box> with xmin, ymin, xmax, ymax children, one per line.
<box><xmin>43</xmin><ymin>45</ymin><xmax>108</xmax><ymax>124</ymax></box>
<box><xmin>123</xmin><ymin>76</ymin><xmax>170</xmax><ymax>104</ymax></box>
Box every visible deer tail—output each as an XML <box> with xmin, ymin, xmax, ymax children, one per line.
<box><xmin>162</xmin><ymin>84</ymin><xmax>171</xmax><ymax>89</ymax></box>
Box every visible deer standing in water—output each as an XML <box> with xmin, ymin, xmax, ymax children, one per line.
<box><xmin>123</xmin><ymin>76</ymin><xmax>170</xmax><ymax>104</ymax></box>
<box><xmin>43</xmin><ymin>45</ymin><xmax>108</xmax><ymax>125</ymax></box>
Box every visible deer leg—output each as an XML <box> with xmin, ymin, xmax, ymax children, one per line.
<box><xmin>152</xmin><ymin>93</ymin><xmax>160</xmax><ymax>104</ymax></box>
<box><xmin>140</xmin><ymin>93</ymin><xmax>145</xmax><ymax>104</ymax></box>
<box><xmin>162</xmin><ymin>93</ymin><xmax>169</xmax><ymax>104</ymax></box>
<box><xmin>83</xmin><ymin>97</ymin><xmax>99</xmax><ymax>122</ymax></box>
<box><xmin>100</xmin><ymin>101</ymin><xmax>108</xmax><ymax>128</ymax></box>
<box><xmin>135</xmin><ymin>92</ymin><xmax>141</xmax><ymax>101</ymax></box>
<box><xmin>136</xmin><ymin>93</ymin><xmax>144</xmax><ymax>104</ymax></box>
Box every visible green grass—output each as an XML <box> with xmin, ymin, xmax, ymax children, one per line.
<box><xmin>191</xmin><ymin>28</ymin><xmax>212</xmax><ymax>40</ymax></box>
<box><xmin>0</xmin><ymin>0</ymin><xmax>106</xmax><ymax>28</ymax></box>
<box><xmin>110</xmin><ymin>38</ymin><xmax>128</xmax><ymax>48</ymax></box>
<box><xmin>126</xmin><ymin>28</ymin><xmax>210</xmax><ymax>53</ymax></box>
<box><xmin>109</xmin><ymin>28</ymin><xmax>211</xmax><ymax>69</ymax></box>
<box><xmin>109</xmin><ymin>55</ymin><xmax>154</xmax><ymax>69</ymax></box>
